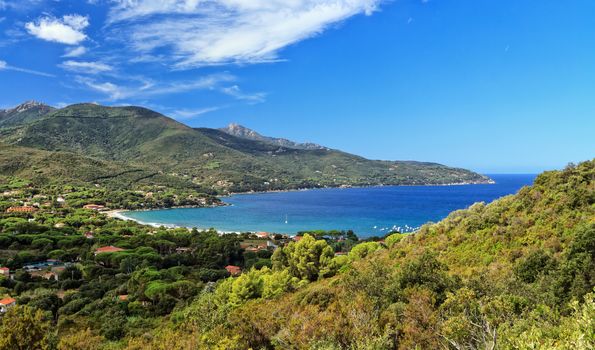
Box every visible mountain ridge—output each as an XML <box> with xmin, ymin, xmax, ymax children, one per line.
<box><xmin>0</xmin><ymin>100</ymin><xmax>55</xmax><ymax>128</ymax></box>
<box><xmin>220</xmin><ymin>123</ymin><xmax>326</xmax><ymax>150</ymax></box>
<box><xmin>0</xmin><ymin>102</ymin><xmax>493</xmax><ymax>193</ymax></box>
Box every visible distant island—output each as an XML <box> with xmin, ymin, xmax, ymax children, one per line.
<box><xmin>0</xmin><ymin>101</ymin><xmax>492</xmax><ymax>199</ymax></box>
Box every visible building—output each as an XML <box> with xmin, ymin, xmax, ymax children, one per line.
<box><xmin>30</xmin><ymin>270</ymin><xmax>59</xmax><ymax>281</ymax></box>
<box><xmin>83</xmin><ymin>204</ymin><xmax>106</xmax><ymax>211</ymax></box>
<box><xmin>255</xmin><ymin>232</ymin><xmax>270</xmax><ymax>239</ymax></box>
<box><xmin>94</xmin><ymin>246</ymin><xmax>125</xmax><ymax>255</ymax></box>
<box><xmin>0</xmin><ymin>267</ymin><xmax>9</xmax><ymax>277</ymax></box>
<box><xmin>240</xmin><ymin>241</ymin><xmax>268</xmax><ymax>252</ymax></box>
<box><xmin>175</xmin><ymin>247</ymin><xmax>192</xmax><ymax>254</ymax></box>
<box><xmin>225</xmin><ymin>265</ymin><xmax>241</xmax><ymax>276</ymax></box>
<box><xmin>84</xmin><ymin>232</ymin><xmax>94</xmax><ymax>239</ymax></box>
<box><xmin>0</xmin><ymin>297</ymin><xmax>16</xmax><ymax>313</ymax></box>
<box><xmin>244</xmin><ymin>246</ymin><xmax>260</xmax><ymax>253</ymax></box>
<box><xmin>6</xmin><ymin>206</ymin><xmax>37</xmax><ymax>213</ymax></box>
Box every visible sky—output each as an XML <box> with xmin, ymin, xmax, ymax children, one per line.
<box><xmin>0</xmin><ymin>0</ymin><xmax>594</xmax><ymax>174</ymax></box>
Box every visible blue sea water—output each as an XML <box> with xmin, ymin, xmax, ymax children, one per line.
<box><xmin>122</xmin><ymin>174</ymin><xmax>536</xmax><ymax>237</ymax></box>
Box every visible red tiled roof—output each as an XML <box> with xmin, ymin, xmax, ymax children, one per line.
<box><xmin>0</xmin><ymin>267</ymin><xmax>9</xmax><ymax>271</ymax></box>
<box><xmin>83</xmin><ymin>204</ymin><xmax>105</xmax><ymax>210</ymax></box>
<box><xmin>6</xmin><ymin>206</ymin><xmax>37</xmax><ymax>213</ymax></box>
<box><xmin>95</xmin><ymin>246</ymin><xmax>125</xmax><ymax>254</ymax></box>
<box><xmin>225</xmin><ymin>265</ymin><xmax>241</xmax><ymax>275</ymax></box>
<box><xmin>0</xmin><ymin>297</ymin><xmax>16</xmax><ymax>306</ymax></box>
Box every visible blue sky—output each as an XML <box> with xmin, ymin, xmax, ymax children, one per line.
<box><xmin>0</xmin><ymin>0</ymin><xmax>594</xmax><ymax>173</ymax></box>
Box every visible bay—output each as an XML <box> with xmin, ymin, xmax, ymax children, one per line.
<box><xmin>122</xmin><ymin>174</ymin><xmax>536</xmax><ymax>237</ymax></box>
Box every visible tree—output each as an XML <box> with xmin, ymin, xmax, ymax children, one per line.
<box><xmin>385</xmin><ymin>233</ymin><xmax>406</xmax><ymax>248</ymax></box>
<box><xmin>228</xmin><ymin>269</ymin><xmax>264</xmax><ymax>307</ymax></box>
<box><xmin>348</xmin><ymin>242</ymin><xmax>383</xmax><ymax>261</ymax></box>
<box><xmin>59</xmin><ymin>265</ymin><xmax>83</xmax><ymax>281</ymax></box>
<box><xmin>0</xmin><ymin>305</ymin><xmax>52</xmax><ymax>350</ymax></box>
<box><xmin>272</xmin><ymin>234</ymin><xmax>336</xmax><ymax>281</ymax></box>
<box><xmin>396</xmin><ymin>252</ymin><xmax>457</xmax><ymax>304</ymax></box>
<box><xmin>262</xmin><ymin>269</ymin><xmax>299</xmax><ymax>299</ymax></box>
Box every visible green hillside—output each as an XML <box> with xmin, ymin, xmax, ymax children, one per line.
<box><xmin>0</xmin><ymin>103</ymin><xmax>491</xmax><ymax>193</ymax></box>
<box><xmin>125</xmin><ymin>160</ymin><xmax>595</xmax><ymax>349</ymax></box>
<box><xmin>0</xmin><ymin>143</ymin><xmax>212</xmax><ymax>192</ymax></box>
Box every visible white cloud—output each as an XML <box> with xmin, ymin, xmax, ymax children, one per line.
<box><xmin>171</xmin><ymin>106</ymin><xmax>222</xmax><ymax>119</ymax></box>
<box><xmin>0</xmin><ymin>59</ymin><xmax>55</xmax><ymax>77</ymax></box>
<box><xmin>26</xmin><ymin>14</ymin><xmax>89</xmax><ymax>45</ymax></box>
<box><xmin>107</xmin><ymin>0</ymin><xmax>382</xmax><ymax>67</ymax></box>
<box><xmin>220</xmin><ymin>85</ymin><xmax>266</xmax><ymax>103</ymax></box>
<box><xmin>63</xmin><ymin>46</ymin><xmax>87</xmax><ymax>57</ymax></box>
<box><xmin>60</xmin><ymin>60</ymin><xmax>113</xmax><ymax>74</ymax></box>
<box><xmin>76</xmin><ymin>73</ymin><xmax>236</xmax><ymax>100</ymax></box>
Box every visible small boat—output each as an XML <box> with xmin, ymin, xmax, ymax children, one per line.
<box><xmin>285</xmin><ymin>214</ymin><xmax>288</xmax><ymax>224</ymax></box>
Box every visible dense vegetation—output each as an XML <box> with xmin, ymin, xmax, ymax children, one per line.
<box><xmin>114</xmin><ymin>160</ymin><xmax>593</xmax><ymax>349</ymax></box>
<box><xmin>0</xmin><ymin>157</ymin><xmax>592</xmax><ymax>348</ymax></box>
<box><xmin>0</xmin><ymin>102</ymin><xmax>491</xmax><ymax>193</ymax></box>
<box><xmin>0</xmin><ymin>176</ymin><xmax>288</xmax><ymax>349</ymax></box>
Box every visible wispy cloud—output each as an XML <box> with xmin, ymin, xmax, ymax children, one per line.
<box><xmin>75</xmin><ymin>73</ymin><xmax>237</xmax><ymax>101</ymax></box>
<box><xmin>220</xmin><ymin>85</ymin><xmax>266</xmax><ymax>104</ymax></box>
<box><xmin>63</xmin><ymin>46</ymin><xmax>87</xmax><ymax>57</ymax></box>
<box><xmin>107</xmin><ymin>0</ymin><xmax>382</xmax><ymax>68</ymax></box>
<box><xmin>170</xmin><ymin>106</ymin><xmax>223</xmax><ymax>119</ymax></box>
<box><xmin>26</xmin><ymin>14</ymin><xmax>89</xmax><ymax>45</ymax></box>
<box><xmin>0</xmin><ymin>59</ymin><xmax>55</xmax><ymax>77</ymax></box>
<box><xmin>60</xmin><ymin>60</ymin><xmax>113</xmax><ymax>74</ymax></box>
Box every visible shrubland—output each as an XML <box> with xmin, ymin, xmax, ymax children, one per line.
<box><xmin>0</xmin><ymin>160</ymin><xmax>592</xmax><ymax>349</ymax></box>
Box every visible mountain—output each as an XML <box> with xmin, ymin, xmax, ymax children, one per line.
<box><xmin>220</xmin><ymin>123</ymin><xmax>325</xmax><ymax>150</ymax></box>
<box><xmin>0</xmin><ymin>101</ymin><xmax>54</xmax><ymax>128</ymax></box>
<box><xmin>127</xmin><ymin>159</ymin><xmax>595</xmax><ymax>349</ymax></box>
<box><xmin>0</xmin><ymin>102</ymin><xmax>492</xmax><ymax>192</ymax></box>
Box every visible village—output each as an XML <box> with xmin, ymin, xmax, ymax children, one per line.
<box><xmin>0</xmin><ymin>178</ymin><xmax>368</xmax><ymax>318</ymax></box>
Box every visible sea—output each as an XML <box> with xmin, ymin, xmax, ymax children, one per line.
<box><xmin>121</xmin><ymin>174</ymin><xmax>536</xmax><ymax>238</ymax></box>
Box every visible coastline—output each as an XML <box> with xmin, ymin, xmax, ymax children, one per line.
<box><xmin>104</xmin><ymin>177</ymin><xmax>506</xmax><ymax>234</ymax></box>
<box><xmin>223</xmin><ymin>178</ymin><xmax>496</xmax><ymax>197</ymax></box>
<box><xmin>104</xmin><ymin>208</ymin><xmax>236</xmax><ymax>233</ymax></box>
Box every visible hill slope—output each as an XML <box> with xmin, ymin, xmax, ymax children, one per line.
<box><xmin>0</xmin><ymin>143</ymin><xmax>210</xmax><ymax>191</ymax></box>
<box><xmin>0</xmin><ymin>103</ymin><xmax>492</xmax><ymax>192</ymax></box>
<box><xmin>126</xmin><ymin>160</ymin><xmax>595</xmax><ymax>349</ymax></box>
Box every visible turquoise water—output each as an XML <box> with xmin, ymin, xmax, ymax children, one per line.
<box><xmin>123</xmin><ymin>174</ymin><xmax>536</xmax><ymax>237</ymax></box>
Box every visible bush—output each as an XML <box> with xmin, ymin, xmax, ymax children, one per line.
<box><xmin>514</xmin><ymin>249</ymin><xmax>554</xmax><ymax>283</ymax></box>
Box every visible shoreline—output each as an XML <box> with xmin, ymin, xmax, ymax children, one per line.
<box><xmin>105</xmin><ymin>208</ymin><xmax>242</xmax><ymax>234</ymax></box>
<box><xmin>104</xmin><ymin>178</ymin><xmax>500</xmax><ymax>234</ymax></box>
<box><xmin>222</xmin><ymin>178</ymin><xmax>496</xmax><ymax>197</ymax></box>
